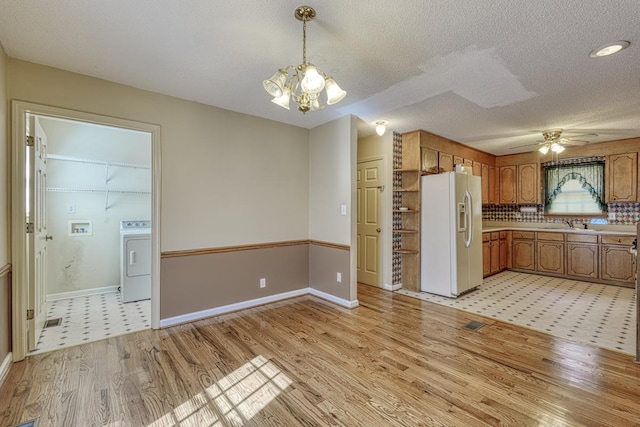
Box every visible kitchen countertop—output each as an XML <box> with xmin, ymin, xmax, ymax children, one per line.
<box><xmin>482</xmin><ymin>222</ymin><xmax>637</xmax><ymax>236</ymax></box>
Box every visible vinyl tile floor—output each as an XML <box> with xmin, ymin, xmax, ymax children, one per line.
<box><xmin>31</xmin><ymin>291</ymin><xmax>150</xmax><ymax>354</ymax></box>
<box><xmin>396</xmin><ymin>271</ymin><xmax>637</xmax><ymax>355</ymax></box>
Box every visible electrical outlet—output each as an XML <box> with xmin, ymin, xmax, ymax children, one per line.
<box><xmin>608</xmin><ymin>212</ymin><xmax>616</xmax><ymax>220</ymax></box>
<box><xmin>336</xmin><ymin>272</ymin><xmax>342</xmax><ymax>283</ymax></box>
<box><xmin>67</xmin><ymin>203</ymin><xmax>76</xmax><ymax>214</ymax></box>
<box><xmin>259</xmin><ymin>278</ymin><xmax>266</xmax><ymax>288</ymax></box>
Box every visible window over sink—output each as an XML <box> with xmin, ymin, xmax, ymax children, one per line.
<box><xmin>543</xmin><ymin>158</ymin><xmax>605</xmax><ymax>216</ymax></box>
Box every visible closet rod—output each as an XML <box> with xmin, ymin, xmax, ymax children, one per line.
<box><xmin>46</xmin><ymin>188</ymin><xmax>151</xmax><ymax>195</ymax></box>
<box><xmin>47</xmin><ymin>154</ymin><xmax>151</xmax><ymax>170</ymax></box>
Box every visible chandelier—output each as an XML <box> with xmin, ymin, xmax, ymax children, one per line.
<box><xmin>263</xmin><ymin>6</ymin><xmax>346</xmax><ymax>113</ymax></box>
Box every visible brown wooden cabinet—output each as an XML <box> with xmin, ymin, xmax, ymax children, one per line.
<box><xmin>536</xmin><ymin>232</ymin><xmax>565</xmax><ymax>275</ymax></box>
<box><xmin>517</xmin><ymin>163</ymin><xmax>539</xmax><ymax>204</ymax></box>
<box><xmin>489</xmin><ymin>166</ymin><xmax>498</xmax><ymax>204</ymax></box>
<box><xmin>566</xmin><ymin>233</ymin><xmax>599</xmax><ymax>279</ymax></box>
<box><xmin>607</xmin><ymin>152</ymin><xmax>638</xmax><ymax>202</ymax></box>
<box><xmin>482</xmin><ymin>234</ymin><xmax>491</xmax><ymax>277</ymax></box>
<box><xmin>481</xmin><ymin>164</ymin><xmax>489</xmax><ymax>204</ymax></box>
<box><xmin>499</xmin><ymin>231</ymin><xmax>509</xmax><ymax>270</ymax></box>
<box><xmin>472</xmin><ymin>161</ymin><xmax>482</xmax><ymax>177</ymax></box>
<box><xmin>499</xmin><ymin>165</ymin><xmax>517</xmax><ymax>204</ymax></box>
<box><xmin>599</xmin><ymin>235</ymin><xmax>636</xmax><ymax>288</ymax></box>
<box><xmin>483</xmin><ymin>231</ymin><xmax>509</xmax><ymax>277</ymax></box>
<box><xmin>421</xmin><ymin>147</ymin><xmax>439</xmax><ymax>174</ymax></box>
<box><xmin>439</xmin><ymin>152</ymin><xmax>454</xmax><ymax>172</ymax></box>
<box><xmin>512</xmin><ymin>231</ymin><xmax>535</xmax><ymax>271</ymax></box>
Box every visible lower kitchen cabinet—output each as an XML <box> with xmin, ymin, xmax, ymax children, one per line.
<box><xmin>566</xmin><ymin>234</ymin><xmax>599</xmax><ymax>279</ymax></box>
<box><xmin>512</xmin><ymin>232</ymin><xmax>535</xmax><ymax>271</ymax></box>
<box><xmin>536</xmin><ymin>232</ymin><xmax>565</xmax><ymax>275</ymax></box>
<box><xmin>600</xmin><ymin>235</ymin><xmax>636</xmax><ymax>288</ymax></box>
<box><xmin>482</xmin><ymin>231</ymin><xmax>509</xmax><ymax>277</ymax></box>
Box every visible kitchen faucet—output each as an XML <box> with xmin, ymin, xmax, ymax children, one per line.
<box><xmin>564</xmin><ymin>219</ymin><xmax>574</xmax><ymax>229</ymax></box>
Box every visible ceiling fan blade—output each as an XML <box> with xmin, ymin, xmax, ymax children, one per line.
<box><xmin>509</xmin><ymin>142</ymin><xmax>542</xmax><ymax>149</ymax></box>
<box><xmin>562</xmin><ymin>140</ymin><xmax>588</xmax><ymax>146</ymax></box>
<box><xmin>566</xmin><ymin>133</ymin><xmax>598</xmax><ymax>139</ymax></box>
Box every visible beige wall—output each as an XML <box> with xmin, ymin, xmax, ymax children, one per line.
<box><xmin>7</xmin><ymin>59</ymin><xmax>310</xmax><ymax>252</ymax></box>
<box><xmin>309</xmin><ymin>116</ymin><xmax>358</xmax><ymax>302</ymax></box>
<box><xmin>0</xmin><ymin>43</ymin><xmax>10</xmax><ymax>364</ymax></box>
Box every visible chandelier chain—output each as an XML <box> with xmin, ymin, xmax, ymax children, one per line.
<box><xmin>302</xmin><ymin>18</ymin><xmax>307</xmax><ymax>65</ymax></box>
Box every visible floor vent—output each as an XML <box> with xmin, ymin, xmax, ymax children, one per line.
<box><xmin>12</xmin><ymin>418</ymin><xmax>39</xmax><ymax>427</ymax></box>
<box><xmin>464</xmin><ymin>321</ymin><xmax>486</xmax><ymax>331</ymax></box>
<box><xmin>44</xmin><ymin>318</ymin><xmax>62</xmax><ymax>328</ymax></box>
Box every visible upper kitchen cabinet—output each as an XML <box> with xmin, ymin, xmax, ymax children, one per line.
<box><xmin>439</xmin><ymin>152</ymin><xmax>454</xmax><ymax>172</ymax></box>
<box><xmin>499</xmin><ymin>165</ymin><xmax>517</xmax><ymax>204</ymax></box>
<box><xmin>421</xmin><ymin>147</ymin><xmax>439</xmax><ymax>174</ymax></box>
<box><xmin>607</xmin><ymin>152</ymin><xmax>638</xmax><ymax>202</ymax></box>
<box><xmin>517</xmin><ymin>163</ymin><xmax>539</xmax><ymax>204</ymax></box>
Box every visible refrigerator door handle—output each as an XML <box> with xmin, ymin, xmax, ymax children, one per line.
<box><xmin>464</xmin><ymin>191</ymin><xmax>473</xmax><ymax>248</ymax></box>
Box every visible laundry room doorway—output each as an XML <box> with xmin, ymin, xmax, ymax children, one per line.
<box><xmin>11</xmin><ymin>101</ymin><xmax>161</xmax><ymax>361</ymax></box>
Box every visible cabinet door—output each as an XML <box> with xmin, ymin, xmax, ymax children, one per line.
<box><xmin>472</xmin><ymin>161</ymin><xmax>482</xmax><ymax>177</ymax></box>
<box><xmin>421</xmin><ymin>148</ymin><xmax>439</xmax><ymax>174</ymax></box>
<box><xmin>499</xmin><ymin>166</ymin><xmax>517</xmax><ymax>204</ymax></box>
<box><xmin>453</xmin><ymin>155</ymin><xmax>463</xmax><ymax>167</ymax></box>
<box><xmin>517</xmin><ymin>163</ymin><xmax>539</xmax><ymax>204</ymax></box>
<box><xmin>481</xmin><ymin>164</ymin><xmax>489</xmax><ymax>204</ymax></box>
<box><xmin>566</xmin><ymin>243</ymin><xmax>598</xmax><ymax>279</ymax></box>
<box><xmin>482</xmin><ymin>240</ymin><xmax>491</xmax><ymax>277</ymax></box>
<box><xmin>600</xmin><ymin>245</ymin><xmax>636</xmax><ymax>286</ymax></box>
<box><xmin>499</xmin><ymin>237</ymin><xmax>508</xmax><ymax>270</ymax></box>
<box><xmin>439</xmin><ymin>152</ymin><xmax>454</xmax><ymax>172</ymax></box>
<box><xmin>489</xmin><ymin>166</ymin><xmax>498</xmax><ymax>204</ymax></box>
<box><xmin>490</xmin><ymin>240</ymin><xmax>500</xmax><ymax>273</ymax></box>
<box><xmin>607</xmin><ymin>152</ymin><xmax>638</xmax><ymax>202</ymax></box>
<box><xmin>512</xmin><ymin>239</ymin><xmax>535</xmax><ymax>270</ymax></box>
<box><xmin>536</xmin><ymin>241</ymin><xmax>565</xmax><ymax>274</ymax></box>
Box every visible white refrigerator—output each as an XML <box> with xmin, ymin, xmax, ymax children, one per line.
<box><xmin>421</xmin><ymin>171</ymin><xmax>482</xmax><ymax>297</ymax></box>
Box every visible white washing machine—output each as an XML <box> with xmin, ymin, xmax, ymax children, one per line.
<box><xmin>120</xmin><ymin>220</ymin><xmax>151</xmax><ymax>303</ymax></box>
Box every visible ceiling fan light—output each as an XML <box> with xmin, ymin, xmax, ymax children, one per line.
<box><xmin>539</xmin><ymin>145</ymin><xmax>550</xmax><ymax>155</ymax></box>
<box><xmin>263</xmin><ymin>69</ymin><xmax>288</xmax><ymax>97</ymax></box>
<box><xmin>301</xmin><ymin>65</ymin><xmax>325</xmax><ymax>94</ymax></box>
<box><xmin>325</xmin><ymin>77</ymin><xmax>347</xmax><ymax>105</ymax></box>
<box><xmin>551</xmin><ymin>143</ymin><xmax>564</xmax><ymax>153</ymax></box>
<box><xmin>271</xmin><ymin>85</ymin><xmax>292</xmax><ymax>110</ymax></box>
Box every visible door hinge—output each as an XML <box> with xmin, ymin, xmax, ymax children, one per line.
<box><xmin>27</xmin><ymin>309</ymin><xmax>34</xmax><ymax>320</ymax></box>
<box><xmin>26</xmin><ymin>222</ymin><xmax>34</xmax><ymax>234</ymax></box>
<box><xmin>26</xmin><ymin>135</ymin><xmax>35</xmax><ymax>147</ymax></box>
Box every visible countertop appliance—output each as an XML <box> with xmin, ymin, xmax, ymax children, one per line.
<box><xmin>120</xmin><ymin>220</ymin><xmax>151</xmax><ymax>303</ymax></box>
<box><xmin>421</xmin><ymin>172</ymin><xmax>482</xmax><ymax>297</ymax></box>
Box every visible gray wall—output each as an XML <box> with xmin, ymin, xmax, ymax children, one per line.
<box><xmin>0</xmin><ymin>43</ymin><xmax>11</xmax><ymax>365</ymax></box>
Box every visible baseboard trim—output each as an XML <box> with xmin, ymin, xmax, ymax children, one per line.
<box><xmin>160</xmin><ymin>286</ymin><xmax>359</xmax><ymax>328</ymax></box>
<box><xmin>309</xmin><ymin>288</ymin><xmax>359</xmax><ymax>308</ymax></box>
<box><xmin>384</xmin><ymin>283</ymin><xmax>403</xmax><ymax>291</ymax></box>
<box><xmin>47</xmin><ymin>285</ymin><xmax>119</xmax><ymax>301</ymax></box>
<box><xmin>0</xmin><ymin>352</ymin><xmax>12</xmax><ymax>387</ymax></box>
<box><xmin>160</xmin><ymin>288</ymin><xmax>310</xmax><ymax>328</ymax></box>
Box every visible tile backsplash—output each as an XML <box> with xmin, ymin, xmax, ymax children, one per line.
<box><xmin>482</xmin><ymin>203</ymin><xmax>640</xmax><ymax>225</ymax></box>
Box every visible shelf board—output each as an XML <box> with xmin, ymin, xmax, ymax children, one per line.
<box><xmin>393</xmin><ymin>229</ymin><xmax>419</xmax><ymax>233</ymax></box>
<box><xmin>392</xmin><ymin>189</ymin><xmax>419</xmax><ymax>192</ymax></box>
<box><xmin>393</xmin><ymin>249</ymin><xmax>419</xmax><ymax>254</ymax></box>
<box><xmin>393</xmin><ymin>209</ymin><xmax>419</xmax><ymax>213</ymax></box>
<box><xmin>393</xmin><ymin>168</ymin><xmax>420</xmax><ymax>173</ymax></box>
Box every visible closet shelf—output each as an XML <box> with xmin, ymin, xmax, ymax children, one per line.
<box><xmin>47</xmin><ymin>154</ymin><xmax>151</xmax><ymax>170</ymax></box>
<box><xmin>47</xmin><ymin>188</ymin><xmax>150</xmax><ymax>195</ymax></box>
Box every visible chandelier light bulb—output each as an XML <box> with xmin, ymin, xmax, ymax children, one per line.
<box><xmin>301</xmin><ymin>65</ymin><xmax>325</xmax><ymax>94</ymax></box>
<box><xmin>325</xmin><ymin>77</ymin><xmax>347</xmax><ymax>105</ymax></box>
<box><xmin>271</xmin><ymin>85</ymin><xmax>292</xmax><ymax>110</ymax></box>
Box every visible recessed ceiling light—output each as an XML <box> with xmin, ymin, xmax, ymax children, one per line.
<box><xmin>589</xmin><ymin>41</ymin><xmax>630</xmax><ymax>58</ymax></box>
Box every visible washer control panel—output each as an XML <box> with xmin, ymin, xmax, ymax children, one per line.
<box><xmin>121</xmin><ymin>220</ymin><xmax>151</xmax><ymax>230</ymax></box>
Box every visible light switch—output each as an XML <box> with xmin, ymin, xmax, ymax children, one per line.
<box><xmin>67</xmin><ymin>204</ymin><xmax>76</xmax><ymax>214</ymax></box>
<box><xmin>340</xmin><ymin>204</ymin><xmax>347</xmax><ymax>216</ymax></box>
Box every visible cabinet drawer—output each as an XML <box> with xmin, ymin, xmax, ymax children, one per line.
<box><xmin>512</xmin><ymin>231</ymin><xmax>535</xmax><ymax>240</ymax></box>
<box><xmin>566</xmin><ymin>233</ymin><xmax>598</xmax><ymax>244</ymax></box>
<box><xmin>482</xmin><ymin>233</ymin><xmax>491</xmax><ymax>242</ymax></box>
<box><xmin>499</xmin><ymin>231</ymin><xmax>508</xmax><ymax>239</ymax></box>
<box><xmin>600</xmin><ymin>235</ymin><xmax>636</xmax><ymax>245</ymax></box>
<box><xmin>490</xmin><ymin>232</ymin><xmax>500</xmax><ymax>240</ymax></box>
<box><xmin>536</xmin><ymin>232</ymin><xmax>564</xmax><ymax>241</ymax></box>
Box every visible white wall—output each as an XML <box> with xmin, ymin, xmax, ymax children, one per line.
<box><xmin>0</xmin><ymin>44</ymin><xmax>7</xmax><ymax>266</ymax></box>
<box><xmin>39</xmin><ymin>118</ymin><xmax>151</xmax><ymax>295</ymax></box>
<box><xmin>7</xmin><ymin>59</ymin><xmax>310</xmax><ymax>252</ymax></box>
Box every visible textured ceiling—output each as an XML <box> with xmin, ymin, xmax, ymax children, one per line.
<box><xmin>1</xmin><ymin>0</ymin><xmax>639</xmax><ymax>155</ymax></box>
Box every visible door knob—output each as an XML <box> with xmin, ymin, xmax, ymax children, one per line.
<box><xmin>377</xmin><ymin>228</ymin><xmax>381</xmax><ymax>232</ymax></box>
<box><xmin>45</xmin><ymin>235</ymin><xmax>53</xmax><ymax>241</ymax></box>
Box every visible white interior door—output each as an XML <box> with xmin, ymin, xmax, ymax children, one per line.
<box><xmin>357</xmin><ymin>159</ymin><xmax>384</xmax><ymax>287</ymax></box>
<box><xmin>28</xmin><ymin>115</ymin><xmax>49</xmax><ymax>351</ymax></box>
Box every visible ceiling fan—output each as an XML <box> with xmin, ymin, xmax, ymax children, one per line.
<box><xmin>511</xmin><ymin>129</ymin><xmax>598</xmax><ymax>154</ymax></box>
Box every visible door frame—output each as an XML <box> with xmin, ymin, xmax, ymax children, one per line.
<box><xmin>10</xmin><ymin>101</ymin><xmax>162</xmax><ymax>361</ymax></box>
<box><xmin>356</xmin><ymin>155</ymin><xmax>388</xmax><ymax>288</ymax></box>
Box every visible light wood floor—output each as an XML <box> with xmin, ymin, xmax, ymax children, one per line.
<box><xmin>1</xmin><ymin>284</ymin><xmax>639</xmax><ymax>426</ymax></box>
